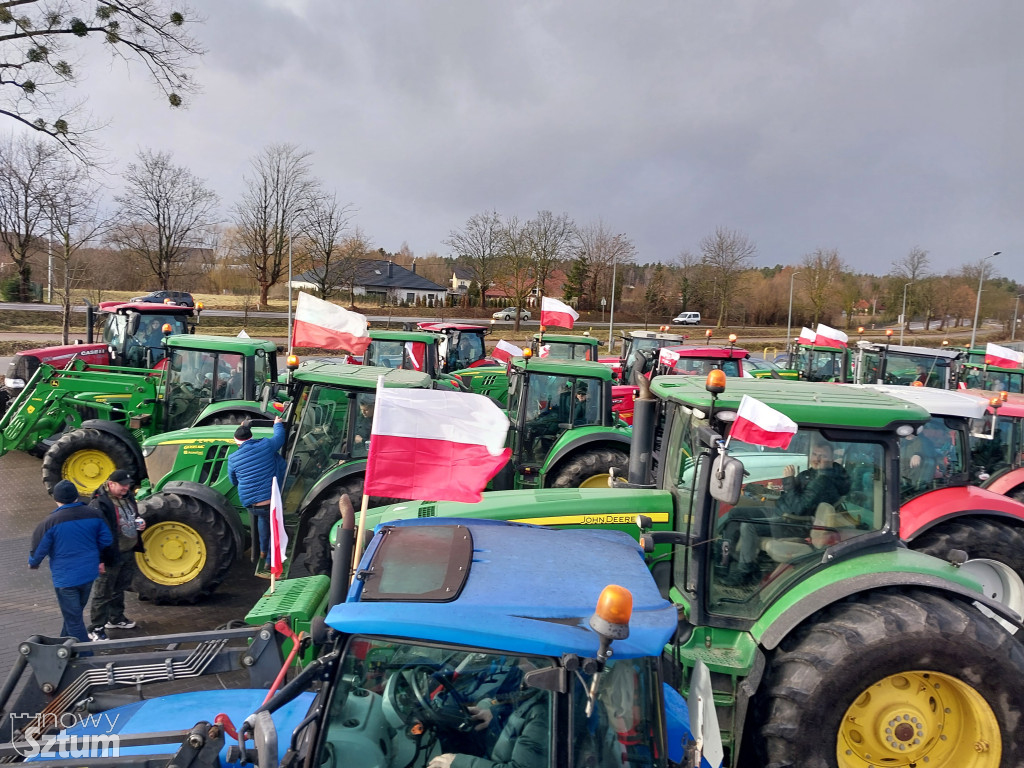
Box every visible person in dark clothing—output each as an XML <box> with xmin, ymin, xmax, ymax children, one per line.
<box><xmin>353</xmin><ymin>397</ymin><xmax>375</xmax><ymax>448</ymax></box>
<box><xmin>227</xmin><ymin>416</ymin><xmax>286</xmax><ymax>575</ymax></box>
<box><xmin>87</xmin><ymin>469</ymin><xmax>146</xmax><ymax>639</ymax></box>
<box><xmin>29</xmin><ymin>481</ymin><xmax>114</xmax><ymax>643</ymax></box>
<box><xmin>718</xmin><ymin>439</ymin><xmax>851</xmax><ymax>586</ymax></box>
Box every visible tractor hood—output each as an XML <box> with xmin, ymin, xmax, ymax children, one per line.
<box><xmin>30</xmin><ymin>690</ymin><xmax>315</xmax><ymax>765</ymax></box>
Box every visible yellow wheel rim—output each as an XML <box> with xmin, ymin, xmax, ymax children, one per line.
<box><xmin>63</xmin><ymin>449</ymin><xmax>117</xmax><ymax>495</ymax></box>
<box><xmin>839</xmin><ymin>670</ymin><xmax>1000</xmax><ymax>767</ymax></box>
<box><xmin>578</xmin><ymin>473</ymin><xmax>612</xmax><ymax>489</ymax></box>
<box><xmin>136</xmin><ymin>521</ymin><xmax>207</xmax><ymax>586</ymax></box>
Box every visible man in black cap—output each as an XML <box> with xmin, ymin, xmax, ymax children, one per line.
<box><xmin>88</xmin><ymin>469</ymin><xmax>146</xmax><ymax>639</ymax></box>
<box><xmin>228</xmin><ymin>415</ymin><xmax>286</xmax><ymax>576</ymax></box>
<box><xmin>29</xmin><ymin>481</ymin><xmax>113</xmax><ymax>643</ymax></box>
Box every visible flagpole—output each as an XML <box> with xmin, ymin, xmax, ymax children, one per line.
<box><xmin>353</xmin><ymin>376</ymin><xmax>386</xmax><ymax>583</ymax></box>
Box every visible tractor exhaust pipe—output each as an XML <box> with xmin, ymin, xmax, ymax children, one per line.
<box><xmin>627</xmin><ymin>374</ymin><xmax>656</xmax><ymax>487</ymax></box>
<box><xmin>327</xmin><ymin>494</ymin><xmax>356</xmax><ymax>610</ymax></box>
<box><xmin>84</xmin><ymin>300</ymin><xmax>95</xmax><ymax>344</ymax></box>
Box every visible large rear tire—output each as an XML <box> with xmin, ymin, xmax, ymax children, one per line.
<box><xmin>42</xmin><ymin>428</ymin><xmax>139</xmax><ymax>496</ymax></box>
<box><xmin>132</xmin><ymin>492</ymin><xmax>236</xmax><ymax>604</ymax></box>
<box><xmin>755</xmin><ymin>589</ymin><xmax>1024</xmax><ymax>767</ymax></box>
<box><xmin>548</xmin><ymin>448</ymin><xmax>629</xmax><ymax>489</ymax></box>
<box><xmin>301</xmin><ymin>480</ymin><xmax>364</xmax><ymax>576</ymax></box>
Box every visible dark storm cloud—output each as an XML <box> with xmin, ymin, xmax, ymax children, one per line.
<box><xmin>77</xmin><ymin>1</ymin><xmax>1024</xmax><ymax>280</ymax></box>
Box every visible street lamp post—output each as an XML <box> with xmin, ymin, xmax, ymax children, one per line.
<box><xmin>900</xmin><ymin>282</ymin><xmax>911</xmax><ymax>345</ymax></box>
<box><xmin>287</xmin><ymin>232</ymin><xmax>294</xmax><ymax>354</ymax></box>
<box><xmin>786</xmin><ymin>271</ymin><xmax>800</xmax><ymax>352</ymax></box>
<box><xmin>1013</xmin><ymin>293</ymin><xmax>1024</xmax><ymax>342</ymax></box>
<box><xmin>607</xmin><ymin>257</ymin><xmax>617</xmax><ymax>353</ymax></box>
<box><xmin>970</xmin><ymin>251</ymin><xmax>1002</xmax><ymax>351</ymax></box>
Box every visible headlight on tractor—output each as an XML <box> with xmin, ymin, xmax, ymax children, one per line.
<box><xmin>143</xmin><ymin>443</ymin><xmax>180</xmax><ymax>487</ymax></box>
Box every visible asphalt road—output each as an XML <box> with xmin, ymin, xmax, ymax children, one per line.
<box><xmin>0</xmin><ymin>450</ymin><xmax>269</xmax><ymax>684</ymax></box>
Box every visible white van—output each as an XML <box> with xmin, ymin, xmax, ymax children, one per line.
<box><xmin>672</xmin><ymin>311</ymin><xmax>701</xmax><ymax>325</ymax></box>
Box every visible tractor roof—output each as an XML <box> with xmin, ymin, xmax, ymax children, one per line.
<box><xmin>964</xmin><ymin>389</ymin><xmax>1024</xmax><ymax>418</ymax></box>
<box><xmin>417</xmin><ymin>322</ymin><xmax>489</xmax><ymax>333</ymax></box>
<box><xmin>512</xmin><ymin>356</ymin><xmax>615</xmax><ymax>380</ymax></box>
<box><xmin>665</xmin><ymin>345</ymin><xmax>750</xmax><ymax>359</ymax></box>
<box><xmin>294</xmin><ymin>361</ymin><xmax>432</xmax><ymax>389</ymax></box>
<box><xmin>368</xmin><ymin>329</ymin><xmax>440</xmax><ymax>343</ymax></box>
<box><xmin>852</xmin><ymin>384</ymin><xmax>988</xmax><ymax>419</ymax></box>
<box><xmin>650</xmin><ymin>376</ymin><xmax>930</xmax><ymax>430</ymax></box>
<box><xmin>97</xmin><ymin>300</ymin><xmax>195</xmax><ymax>315</ymax></box>
<box><xmin>960</xmin><ymin>360</ymin><xmax>1024</xmax><ymax>375</ymax></box>
<box><xmin>328</xmin><ymin>518</ymin><xmax>676</xmax><ymax>658</ymax></box>
<box><xmin>624</xmin><ymin>330</ymin><xmax>684</xmax><ymax>342</ymax></box>
<box><xmin>794</xmin><ymin>343</ymin><xmax>846</xmax><ymax>353</ymax></box>
<box><xmin>165</xmin><ymin>335</ymin><xmax>278</xmax><ymax>354</ymax></box>
<box><xmin>855</xmin><ymin>340</ymin><xmax>962</xmax><ymax>360</ymax></box>
<box><xmin>534</xmin><ymin>333</ymin><xmax>599</xmax><ymax>345</ymax></box>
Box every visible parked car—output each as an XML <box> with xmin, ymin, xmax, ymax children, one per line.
<box><xmin>131</xmin><ymin>290</ymin><xmax>195</xmax><ymax>307</ymax></box>
<box><xmin>671</xmin><ymin>311</ymin><xmax>701</xmax><ymax>325</ymax></box>
<box><xmin>492</xmin><ymin>307</ymin><xmax>531</xmax><ymax>321</ymax></box>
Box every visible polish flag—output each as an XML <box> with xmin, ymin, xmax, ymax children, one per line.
<box><xmin>798</xmin><ymin>327</ymin><xmax>816</xmax><ymax>344</ymax></box>
<box><xmin>540</xmin><ymin>296</ymin><xmax>579</xmax><ymax>328</ymax></box>
<box><xmin>729</xmin><ymin>395</ymin><xmax>798</xmax><ymax>449</ymax></box>
<box><xmin>268</xmin><ymin>476</ymin><xmax>288</xmax><ymax>579</ymax></box>
<box><xmin>659</xmin><ymin>347</ymin><xmax>681</xmax><ymax>368</ymax></box>
<box><xmin>404</xmin><ymin>342</ymin><xmax>423</xmax><ymax>371</ymax></box>
<box><xmin>492</xmin><ymin>339</ymin><xmax>523</xmax><ymax>363</ymax></box>
<box><xmin>814</xmin><ymin>323</ymin><xmax>848</xmax><ymax>349</ymax></box>
<box><xmin>364</xmin><ymin>383</ymin><xmax>512</xmax><ymax>503</ymax></box>
<box><xmin>538</xmin><ymin>344</ymin><xmax>551</xmax><ymax>358</ymax></box>
<box><xmin>293</xmin><ymin>292</ymin><xmax>371</xmax><ymax>354</ymax></box>
<box><xmin>985</xmin><ymin>343</ymin><xmax>1024</xmax><ymax>369</ymax></box>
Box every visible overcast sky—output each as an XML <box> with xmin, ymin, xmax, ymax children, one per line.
<box><xmin>68</xmin><ymin>1</ymin><xmax>1024</xmax><ymax>281</ymax></box>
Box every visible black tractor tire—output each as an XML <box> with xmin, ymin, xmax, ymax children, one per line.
<box><xmin>132</xmin><ymin>492</ymin><xmax>236</xmax><ymax>605</ymax></box>
<box><xmin>41</xmin><ymin>428</ymin><xmax>139</xmax><ymax>496</ymax></box>
<box><xmin>301</xmin><ymin>479</ymin><xmax>364</xmax><ymax>576</ymax></box>
<box><xmin>194</xmin><ymin>411</ymin><xmax>257</xmax><ymax>427</ymax></box>
<box><xmin>912</xmin><ymin>517</ymin><xmax>1024</xmax><ymax>587</ymax></box>
<box><xmin>547</xmin><ymin>447</ymin><xmax>629</xmax><ymax>489</ymax></box>
<box><xmin>1010</xmin><ymin>486</ymin><xmax>1024</xmax><ymax>505</ymax></box>
<box><xmin>754</xmin><ymin>588</ymin><xmax>1024</xmax><ymax>767</ymax></box>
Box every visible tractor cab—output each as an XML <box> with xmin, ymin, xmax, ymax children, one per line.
<box><xmin>784</xmin><ymin>342</ymin><xmax>850</xmax><ymax>382</ymax></box>
<box><xmin>613</xmin><ymin>329</ymin><xmax>686</xmax><ymax>384</ymax></box>
<box><xmin>161</xmin><ymin>335</ymin><xmax>280</xmax><ymax>432</ymax></box>
<box><xmin>958</xmin><ymin>353</ymin><xmax>1024</xmax><ymax>394</ymax></box>
<box><xmin>530</xmin><ymin>332</ymin><xmax>600</xmax><ymax>361</ymax></box>
<box><xmin>362</xmin><ymin>330</ymin><xmax>443</xmax><ymax>376</ymax></box>
<box><xmin>852</xmin><ymin>340</ymin><xmax>961</xmax><ymax>388</ymax></box>
<box><xmin>416</xmin><ymin>322</ymin><xmax>495</xmax><ymax>372</ymax></box>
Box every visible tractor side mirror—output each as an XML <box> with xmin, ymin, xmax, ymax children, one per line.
<box><xmin>709</xmin><ymin>454</ymin><xmax>743</xmax><ymax>506</ymax></box>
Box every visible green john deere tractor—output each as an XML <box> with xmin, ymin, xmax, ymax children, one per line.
<box><xmin>365</xmin><ymin>374</ymin><xmax>1024</xmax><ymax>766</ymax></box>
<box><xmin>0</xmin><ymin>334</ymin><xmax>282</xmax><ymax>495</ymax></box>
<box><xmin>131</xmin><ymin>363</ymin><xmax>433</xmax><ymax>604</ymax></box>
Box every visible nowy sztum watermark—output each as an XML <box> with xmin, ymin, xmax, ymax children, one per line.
<box><xmin>10</xmin><ymin>712</ymin><xmax>120</xmax><ymax>758</ymax></box>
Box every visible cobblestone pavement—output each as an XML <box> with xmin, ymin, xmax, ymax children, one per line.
<box><xmin>0</xmin><ymin>450</ymin><xmax>269</xmax><ymax>688</ymax></box>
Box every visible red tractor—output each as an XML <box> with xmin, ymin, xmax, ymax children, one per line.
<box><xmin>415</xmin><ymin>321</ymin><xmax>499</xmax><ymax>372</ymax></box>
<box><xmin>1</xmin><ymin>300</ymin><xmax>199</xmax><ymax>417</ymax></box>
<box><xmin>966</xmin><ymin>388</ymin><xmax>1024</xmax><ymax>502</ymax></box>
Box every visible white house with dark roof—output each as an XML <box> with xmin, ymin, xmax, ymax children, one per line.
<box><xmin>291</xmin><ymin>259</ymin><xmax>447</xmax><ymax>305</ymax></box>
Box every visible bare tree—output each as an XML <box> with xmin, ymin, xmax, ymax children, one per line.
<box><xmin>889</xmin><ymin>246</ymin><xmax>931</xmax><ymax>333</ymax></box>
<box><xmin>526</xmin><ymin>210</ymin><xmax>576</xmax><ymax>300</ymax></box>
<box><xmin>800</xmin><ymin>247</ymin><xmax>845</xmax><ymax>325</ymax></box>
<box><xmin>0</xmin><ymin>1</ymin><xmax>204</xmax><ymax>153</ymax></box>
<box><xmin>699</xmin><ymin>226</ymin><xmax>756</xmax><ymax>327</ymax></box>
<box><xmin>575</xmin><ymin>220</ymin><xmax>636</xmax><ymax>310</ymax></box>
<box><xmin>233</xmin><ymin>144</ymin><xmax>319</xmax><ymax>307</ymax></box>
<box><xmin>332</xmin><ymin>229</ymin><xmax>373</xmax><ymax>307</ymax></box>
<box><xmin>108</xmin><ymin>148</ymin><xmax>219</xmax><ymax>290</ymax></box>
<box><xmin>492</xmin><ymin>215</ymin><xmax>535</xmax><ymax>330</ymax></box>
<box><xmin>0</xmin><ymin>133</ymin><xmax>60</xmax><ymax>300</ymax></box>
<box><xmin>300</xmin><ymin>191</ymin><xmax>353</xmax><ymax>299</ymax></box>
<box><xmin>445</xmin><ymin>210</ymin><xmax>502</xmax><ymax>308</ymax></box>
<box><xmin>41</xmin><ymin>156</ymin><xmax>108</xmax><ymax>340</ymax></box>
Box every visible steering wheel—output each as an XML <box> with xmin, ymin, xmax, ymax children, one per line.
<box><xmin>385</xmin><ymin>665</ymin><xmax>477</xmax><ymax>732</ymax></box>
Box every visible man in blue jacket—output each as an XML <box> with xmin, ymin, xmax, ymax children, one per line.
<box><xmin>29</xmin><ymin>481</ymin><xmax>114</xmax><ymax>642</ymax></box>
<box><xmin>227</xmin><ymin>416</ymin><xmax>286</xmax><ymax>576</ymax></box>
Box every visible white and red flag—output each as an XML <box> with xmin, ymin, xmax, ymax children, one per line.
<box><xmin>798</xmin><ymin>327</ymin><xmax>816</xmax><ymax>345</ymax></box>
<box><xmin>538</xmin><ymin>344</ymin><xmax>551</xmax><ymax>358</ymax></box>
<box><xmin>268</xmin><ymin>476</ymin><xmax>288</xmax><ymax>580</ymax></box>
<box><xmin>364</xmin><ymin>383</ymin><xmax>512</xmax><ymax>503</ymax></box>
<box><xmin>293</xmin><ymin>292</ymin><xmax>371</xmax><ymax>354</ymax></box>
<box><xmin>728</xmin><ymin>394</ymin><xmax>798</xmax><ymax>450</ymax></box>
<box><xmin>985</xmin><ymin>342</ymin><xmax>1024</xmax><ymax>369</ymax></box>
<box><xmin>659</xmin><ymin>347</ymin><xmax>681</xmax><ymax>368</ymax></box>
<box><xmin>540</xmin><ymin>296</ymin><xmax>579</xmax><ymax>329</ymax></box>
<box><xmin>814</xmin><ymin>323</ymin><xmax>848</xmax><ymax>349</ymax></box>
<box><xmin>491</xmin><ymin>339</ymin><xmax>523</xmax><ymax>363</ymax></box>
<box><xmin>404</xmin><ymin>342</ymin><xmax>423</xmax><ymax>371</ymax></box>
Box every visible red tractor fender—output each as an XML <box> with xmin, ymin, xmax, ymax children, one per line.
<box><xmin>900</xmin><ymin>485</ymin><xmax>1024</xmax><ymax>541</ymax></box>
<box><xmin>983</xmin><ymin>467</ymin><xmax>1024</xmax><ymax>498</ymax></box>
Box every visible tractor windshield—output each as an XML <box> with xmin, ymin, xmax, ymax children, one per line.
<box><xmin>791</xmin><ymin>348</ymin><xmax>845</xmax><ymax>382</ymax></box>
<box><xmin>164</xmin><ymin>350</ymin><xmax>245</xmax><ymax>432</ymax></box>
<box><xmin>516</xmin><ymin>374</ymin><xmax>601</xmax><ymax>463</ymax></box>
<box><xmin>897</xmin><ymin>416</ymin><xmax>967</xmax><ymax>502</ymax></box>
<box><xmin>541</xmin><ymin>341</ymin><xmax>596</xmax><ymax>360</ymax></box>
<box><xmin>664</xmin><ymin>409</ymin><xmax>886</xmax><ymax>620</ymax></box>
<box><xmin>283</xmin><ymin>385</ymin><xmax>366</xmax><ymax>507</ymax></box>
<box><xmin>970</xmin><ymin>413</ymin><xmax>1023</xmax><ymax>477</ymax></box>
<box><xmin>959</xmin><ymin>365</ymin><xmax>1024</xmax><ymax>393</ymax></box>
<box><xmin>106</xmin><ymin>312</ymin><xmax>188</xmax><ymax>367</ymax></box>
<box><xmin>364</xmin><ymin>340</ymin><xmax>430</xmax><ymax>372</ymax></box>
<box><xmin>669</xmin><ymin>357</ymin><xmax>742</xmax><ymax>377</ymax></box>
<box><xmin>856</xmin><ymin>350</ymin><xmax>951</xmax><ymax>387</ymax></box>
<box><xmin>450</xmin><ymin>332</ymin><xmax>486</xmax><ymax>370</ymax></box>
<box><xmin>319</xmin><ymin>636</ymin><xmax>667</xmax><ymax>768</ymax></box>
